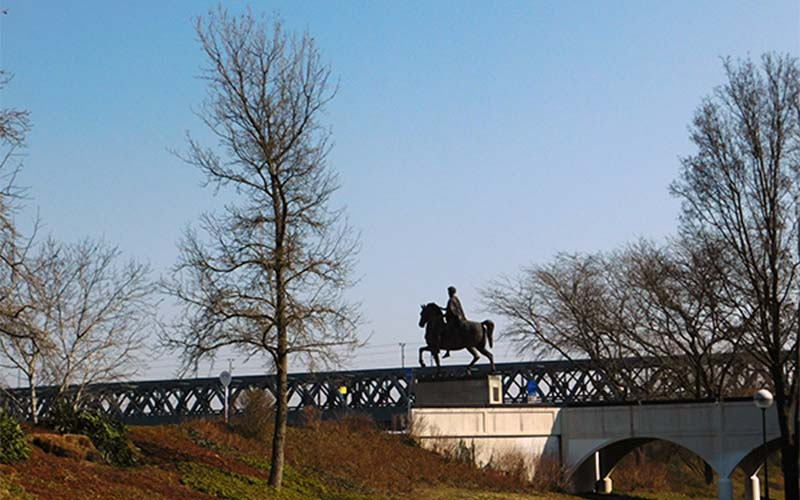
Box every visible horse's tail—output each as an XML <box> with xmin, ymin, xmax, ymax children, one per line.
<box><xmin>483</xmin><ymin>320</ymin><xmax>494</xmax><ymax>349</ymax></box>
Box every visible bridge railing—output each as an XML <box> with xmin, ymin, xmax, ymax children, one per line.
<box><xmin>0</xmin><ymin>356</ymin><xmax>766</xmax><ymax>425</ymax></box>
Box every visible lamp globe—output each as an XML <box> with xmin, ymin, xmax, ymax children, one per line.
<box><xmin>754</xmin><ymin>389</ymin><xmax>774</xmax><ymax>409</ymax></box>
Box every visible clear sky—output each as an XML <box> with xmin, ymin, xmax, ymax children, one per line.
<box><xmin>0</xmin><ymin>1</ymin><xmax>798</xmax><ymax>381</ymax></box>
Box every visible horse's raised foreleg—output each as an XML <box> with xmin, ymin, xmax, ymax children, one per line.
<box><xmin>477</xmin><ymin>345</ymin><xmax>495</xmax><ymax>372</ymax></box>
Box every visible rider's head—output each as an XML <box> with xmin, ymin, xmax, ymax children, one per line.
<box><xmin>447</xmin><ymin>286</ymin><xmax>457</xmax><ymax>296</ymax></box>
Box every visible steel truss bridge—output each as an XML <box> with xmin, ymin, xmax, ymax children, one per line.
<box><xmin>0</xmin><ymin>357</ymin><xmax>763</xmax><ymax>426</ymax></box>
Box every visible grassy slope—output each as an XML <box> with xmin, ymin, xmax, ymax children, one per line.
<box><xmin>0</xmin><ymin>417</ymin><xmax>557</xmax><ymax>500</ymax></box>
<box><xmin>0</xmin><ymin>416</ymin><xmax>787</xmax><ymax>500</ymax></box>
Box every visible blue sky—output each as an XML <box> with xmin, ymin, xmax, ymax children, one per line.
<box><xmin>0</xmin><ymin>1</ymin><xmax>798</xmax><ymax>379</ymax></box>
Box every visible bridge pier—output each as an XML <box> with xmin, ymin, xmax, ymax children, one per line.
<box><xmin>717</xmin><ymin>478</ymin><xmax>732</xmax><ymax>500</ymax></box>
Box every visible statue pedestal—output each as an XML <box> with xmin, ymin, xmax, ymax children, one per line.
<box><xmin>414</xmin><ymin>373</ymin><xmax>502</xmax><ymax>406</ymax></box>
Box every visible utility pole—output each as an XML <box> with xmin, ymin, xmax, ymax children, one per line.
<box><xmin>399</xmin><ymin>343</ymin><xmax>406</xmax><ymax>368</ymax></box>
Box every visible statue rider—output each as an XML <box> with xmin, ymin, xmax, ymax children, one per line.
<box><xmin>441</xmin><ymin>285</ymin><xmax>466</xmax><ymax>358</ymax></box>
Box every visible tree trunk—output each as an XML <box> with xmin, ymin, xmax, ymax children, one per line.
<box><xmin>773</xmin><ymin>377</ymin><xmax>799</xmax><ymax>499</ymax></box>
<box><xmin>268</xmin><ymin>350</ymin><xmax>288</xmax><ymax>489</ymax></box>
<box><xmin>780</xmin><ymin>443</ymin><xmax>799</xmax><ymax>500</ymax></box>
<box><xmin>28</xmin><ymin>373</ymin><xmax>37</xmax><ymax>425</ymax></box>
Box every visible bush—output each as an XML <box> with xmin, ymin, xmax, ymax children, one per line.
<box><xmin>530</xmin><ymin>452</ymin><xmax>570</xmax><ymax>492</ymax></box>
<box><xmin>232</xmin><ymin>388</ymin><xmax>274</xmax><ymax>441</ymax></box>
<box><xmin>0</xmin><ymin>410</ymin><xmax>29</xmax><ymax>463</ymax></box>
<box><xmin>335</xmin><ymin>412</ymin><xmax>375</xmax><ymax>432</ymax></box>
<box><xmin>484</xmin><ymin>447</ymin><xmax>532</xmax><ymax>482</ymax></box>
<box><xmin>300</xmin><ymin>405</ymin><xmax>322</xmax><ymax>430</ymax></box>
<box><xmin>44</xmin><ymin>400</ymin><xmax>137</xmax><ymax>466</ymax></box>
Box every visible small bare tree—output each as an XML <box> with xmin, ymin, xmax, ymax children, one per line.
<box><xmin>162</xmin><ymin>9</ymin><xmax>360</xmax><ymax>490</ymax></box>
<box><xmin>0</xmin><ymin>237</ymin><xmax>152</xmax><ymax>419</ymax></box>
<box><xmin>36</xmin><ymin>238</ymin><xmax>152</xmax><ymax>400</ymax></box>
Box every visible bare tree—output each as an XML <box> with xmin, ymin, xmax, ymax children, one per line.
<box><xmin>0</xmin><ymin>70</ymin><xmax>33</xmax><ymax>330</ymax></box>
<box><xmin>0</xmin><ymin>73</ymin><xmax>152</xmax><ymax>421</ymax></box>
<box><xmin>481</xmin><ymin>253</ymin><xmax>629</xmax><ymax>360</ymax></box>
<box><xmin>0</xmin><ymin>72</ymin><xmax>29</xmax><ymax>149</ymax></box>
<box><xmin>162</xmin><ymin>9</ymin><xmax>360</xmax><ymax>490</ymax></box>
<box><xmin>481</xmin><ymin>253</ymin><xmax>656</xmax><ymax>397</ymax></box>
<box><xmin>481</xmin><ymin>239</ymin><xmax>750</xmax><ymax>402</ymax></box>
<box><xmin>0</xmin><ymin>70</ymin><xmax>39</xmax><ymax>414</ymax></box>
<box><xmin>0</xmin><ymin>237</ymin><xmax>152</xmax><ymax>419</ymax></box>
<box><xmin>0</xmin><ymin>245</ymin><xmax>52</xmax><ymax>423</ymax></box>
<box><xmin>670</xmin><ymin>53</ymin><xmax>800</xmax><ymax>496</ymax></box>
<box><xmin>618</xmin><ymin>238</ymin><xmax>748</xmax><ymax>400</ymax></box>
<box><xmin>35</xmin><ymin>238</ymin><xmax>152</xmax><ymax>400</ymax></box>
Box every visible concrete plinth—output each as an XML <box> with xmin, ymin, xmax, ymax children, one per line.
<box><xmin>414</xmin><ymin>374</ymin><xmax>502</xmax><ymax>406</ymax></box>
<box><xmin>595</xmin><ymin>477</ymin><xmax>612</xmax><ymax>494</ymax></box>
<box><xmin>717</xmin><ymin>478</ymin><xmax>732</xmax><ymax>500</ymax></box>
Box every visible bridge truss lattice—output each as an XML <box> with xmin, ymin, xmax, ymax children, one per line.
<box><xmin>0</xmin><ymin>357</ymin><xmax>765</xmax><ymax>425</ymax></box>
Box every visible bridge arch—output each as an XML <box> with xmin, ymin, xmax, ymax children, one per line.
<box><xmin>734</xmin><ymin>437</ymin><xmax>783</xmax><ymax>476</ymax></box>
<box><xmin>568</xmin><ymin>435</ymin><xmax>719</xmax><ymax>493</ymax></box>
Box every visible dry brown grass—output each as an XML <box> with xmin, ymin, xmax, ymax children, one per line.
<box><xmin>231</xmin><ymin>388</ymin><xmax>275</xmax><ymax>442</ymax></box>
<box><xmin>285</xmin><ymin>414</ymin><xmax>535</xmax><ymax>496</ymax></box>
<box><xmin>31</xmin><ymin>433</ymin><xmax>103</xmax><ymax>463</ymax></box>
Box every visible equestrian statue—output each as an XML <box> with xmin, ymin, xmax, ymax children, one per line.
<box><xmin>418</xmin><ymin>285</ymin><xmax>495</xmax><ymax>371</ymax></box>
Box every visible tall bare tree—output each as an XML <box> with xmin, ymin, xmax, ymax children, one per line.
<box><xmin>671</xmin><ymin>54</ymin><xmax>800</xmax><ymax>497</ymax></box>
<box><xmin>163</xmin><ymin>9</ymin><xmax>360</xmax><ymax>489</ymax></box>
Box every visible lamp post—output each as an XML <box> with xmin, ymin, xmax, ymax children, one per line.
<box><xmin>754</xmin><ymin>389</ymin><xmax>774</xmax><ymax>500</ymax></box>
<box><xmin>219</xmin><ymin>370</ymin><xmax>232</xmax><ymax>424</ymax></box>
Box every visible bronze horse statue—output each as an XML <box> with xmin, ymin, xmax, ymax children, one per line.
<box><xmin>418</xmin><ymin>302</ymin><xmax>495</xmax><ymax>371</ymax></box>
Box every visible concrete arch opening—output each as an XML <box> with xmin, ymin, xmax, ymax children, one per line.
<box><xmin>734</xmin><ymin>438</ymin><xmax>783</xmax><ymax>500</ymax></box>
<box><xmin>569</xmin><ymin>436</ymin><xmax>717</xmax><ymax>495</ymax></box>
